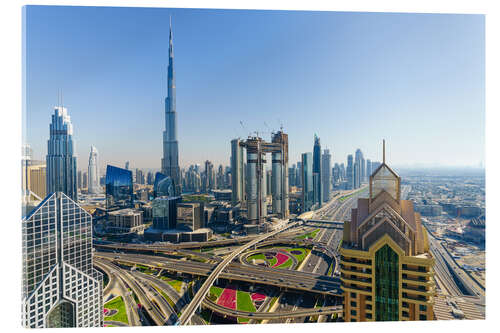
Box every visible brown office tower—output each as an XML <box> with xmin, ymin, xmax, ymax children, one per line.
<box><xmin>340</xmin><ymin>141</ymin><xmax>435</xmax><ymax>322</ymax></box>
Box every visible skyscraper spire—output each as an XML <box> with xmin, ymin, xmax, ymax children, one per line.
<box><xmin>162</xmin><ymin>17</ymin><xmax>181</xmax><ymax>196</ymax></box>
<box><xmin>383</xmin><ymin>139</ymin><xmax>386</xmax><ymax>164</ymax></box>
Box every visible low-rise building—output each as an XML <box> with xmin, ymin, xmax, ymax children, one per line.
<box><xmin>107</xmin><ymin>208</ymin><xmax>145</xmax><ymax>233</ymax></box>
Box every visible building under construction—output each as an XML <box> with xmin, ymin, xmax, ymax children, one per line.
<box><xmin>233</xmin><ymin>130</ymin><xmax>289</xmax><ymax>224</ymax></box>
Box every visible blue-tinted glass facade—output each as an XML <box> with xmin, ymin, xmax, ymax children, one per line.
<box><xmin>301</xmin><ymin>152</ymin><xmax>314</xmax><ymax>212</ymax></box>
<box><xmin>153</xmin><ymin>172</ymin><xmax>175</xmax><ymax>198</ymax></box>
<box><xmin>313</xmin><ymin>135</ymin><xmax>323</xmax><ymax>206</ymax></box>
<box><xmin>105</xmin><ymin>165</ymin><xmax>133</xmax><ymax>211</ymax></box>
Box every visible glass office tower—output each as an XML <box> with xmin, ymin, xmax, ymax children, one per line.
<box><xmin>152</xmin><ymin>196</ymin><xmax>182</xmax><ymax>230</ymax></box>
<box><xmin>154</xmin><ymin>172</ymin><xmax>175</xmax><ymax>198</ymax></box>
<box><xmin>312</xmin><ymin>135</ymin><xmax>323</xmax><ymax>206</ymax></box>
<box><xmin>21</xmin><ymin>192</ymin><xmax>103</xmax><ymax>328</ymax></box>
<box><xmin>46</xmin><ymin>106</ymin><xmax>77</xmax><ymax>201</ymax></box>
<box><xmin>105</xmin><ymin>165</ymin><xmax>133</xmax><ymax>211</ymax></box>
<box><xmin>301</xmin><ymin>152</ymin><xmax>314</xmax><ymax>212</ymax></box>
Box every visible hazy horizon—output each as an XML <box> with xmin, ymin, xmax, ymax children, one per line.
<box><xmin>24</xmin><ymin>6</ymin><xmax>485</xmax><ymax>171</ymax></box>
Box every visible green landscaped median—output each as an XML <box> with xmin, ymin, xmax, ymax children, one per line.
<box><xmin>104</xmin><ymin>296</ymin><xmax>129</xmax><ymax>325</ymax></box>
<box><xmin>338</xmin><ymin>187</ymin><xmax>368</xmax><ymax>202</ymax></box>
<box><xmin>296</xmin><ymin>228</ymin><xmax>320</xmax><ymax>240</ymax></box>
<box><xmin>160</xmin><ymin>276</ymin><xmax>183</xmax><ymax>293</ymax></box>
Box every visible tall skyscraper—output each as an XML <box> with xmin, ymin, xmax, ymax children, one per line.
<box><xmin>203</xmin><ymin>160</ymin><xmax>215</xmax><ymax>192</ymax></box>
<box><xmin>77</xmin><ymin>170</ymin><xmax>82</xmax><ymax>190</ymax></box>
<box><xmin>354</xmin><ymin>162</ymin><xmax>360</xmax><ymax>189</ymax></box>
<box><xmin>46</xmin><ymin>106</ymin><xmax>77</xmax><ymax>201</ymax></box>
<box><xmin>322</xmin><ymin>149</ymin><xmax>332</xmax><ymax>202</ymax></box>
<box><xmin>87</xmin><ymin>146</ymin><xmax>99</xmax><ymax>194</ymax></box>
<box><xmin>346</xmin><ymin>154</ymin><xmax>354</xmax><ymax>190</ymax></box>
<box><xmin>161</xmin><ymin>18</ymin><xmax>181</xmax><ymax>196</ymax></box>
<box><xmin>22</xmin><ymin>192</ymin><xmax>103</xmax><ymax>328</ymax></box>
<box><xmin>366</xmin><ymin>159</ymin><xmax>372</xmax><ymax>179</ymax></box>
<box><xmin>105</xmin><ymin>165</ymin><xmax>133</xmax><ymax>211</ymax></box>
<box><xmin>340</xmin><ymin>141</ymin><xmax>435</xmax><ymax>322</ymax></box>
<box><xmin>125</xmin><ymin>161</ymin><xmax>129</xmax><ymax>170</ymax></box>
<box><xmin>297</xmin><ymin>161</ymin><xmax>302</xmax><ymax>187</ymax></box>
<box><xmin>82</xmin><ymin>171</ymin><xmax>87</xmax><ymax>189</ymax></box>
<box><xmin>301</xmin><ymin>152</ymin><xmax>313</xmax><ymax>212</ymax></box>
<box><xmin>312</xmin><ymin>135</ymin><xmax>323</xmax><ymax>207</ymax></box>
<box><xmin>355</xmin><ymin>148</ymin><xmax>364</xmax><ymax>188</ymax></box>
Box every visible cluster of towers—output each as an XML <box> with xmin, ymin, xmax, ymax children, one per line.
<box><xmin>346</xmin><ymin>149</ymin><xmax>381</xmax><ymax>190</ymax></box>
<box><xmin>298</xmin><ymin>135</ymin><xmax>332</xmax><ymax>212</ymax></box>
<box><xmin>231</xmin><ymin>130</ymin><xmax>289</xmax><ymax>224</ymax></box>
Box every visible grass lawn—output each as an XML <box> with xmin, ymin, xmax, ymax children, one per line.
<box><xmin>237</xmin><ymin>290</ymin><xmax>256</xmax><ymax>312</ymax></box>
<box><xmin>210</xmin><ymin>286</ymin><xmax>223</xmax><ymax>299</ymax></box>
<box><xmin>152</xmin><ymin>285</ymin><xmax>176</xmax><ymax>309</ymax></box>
<box><xmin>247</xmin><ymin>253</ymin><xmax>266</xmax><ymax>261</ymax></box>
<box><xmin>238</xmin><ymin>317</ymin><xmax>250</xmax><ymax>323</ymax></box>
<box><xmin>276</xmin><ymin>258</ymin><xmax>293</xmax><ymax>269</ymax></box>
<box><xmin>287</xmin><ymin>247</ymin><xmax>310</xmax><ymax>263</ymax></box>
<box><xmin>268</xmin><ymin>257</ymin><xmax>277</xmax><ymax>266</ymax></box>
<box><xmin>160</xmin><ymin>276</ymin><xmax>183</xmax><ymax>292</ymax></box>
<box><xmin>104</xmin><ymin>296</ymin><xmax>129</xmax><ymax>325</ymax></box>
<box><xmin>297</xmin><ymin>229</ymin><xmax>320</xmax><ymax>240</ymax></box>
<box><xmin>338</xmin><ymin>187</ymin><xmax>368</xmax><ymax>202</ymax></box>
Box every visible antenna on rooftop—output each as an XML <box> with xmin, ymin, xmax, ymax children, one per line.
<box><xmin>383</xmin><ymin>139</ymin><xmax>386</xmax><ymax>164</ymax></box>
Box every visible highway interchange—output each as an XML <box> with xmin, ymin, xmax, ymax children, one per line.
<box><xmin>93</xmin><ymin>184</ymin><xmax>484</xmax><ymax>325</ymax></box>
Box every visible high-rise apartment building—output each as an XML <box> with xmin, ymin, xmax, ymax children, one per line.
<box><xmin>77</xmin><ymin>171</ymin><xmax>82</xmax><ymax>190</ymax></box>
<box><xmin>322</xmin><ymin>149</ymin><xmax>332</xmax><ymax>202</ymax></box>
<box><xmin>355</xmin><ymin>148</ymin><xmax>364</xmax><ymax>188</ymax></box>
<box><xmin>22</xmin><ymin>192</ymin><xmax>103</xmax><ymax>328</ymax></box>
<box><xmin>231</xmin><ymin>139</ymin><xmax>245</xmax><ymax>205</ymax></box>
<box><xmin>366</xmin><ymin>159</ymin><xmax>372</xmax><ymax>180</ymax></box>
<box><xmin>346</xmin><ymin>154</ymin><xmax>354</xmax><ymax>190</ymax></box>
<box><xmin>301</xmin><ymin>152</ymin><xmax>313</xmax><ymax>212</ymax></box>
<box><xmin>203</xmin><ymin>160</ymin><xmax>215</xmax><ymax>192</ymax></box>
<box><xmin>354</xmin><ymin>163</ymin><xmax>360</xmax><ymax>189</ymax></box>
<box><xmin>340</xmin><ymin>142</ymin><xmax>435</xmax><ymax>322</ymax></box>
<box><xmin>46</xmin><ymin>106</ymin><xmax>77</xmax><ymax>201</ymax></box>
<box><xmin>87</xmin><ymin>146</ymin><xmax>99</xmax><ymax>194</ymax></box>
<box><xmin>297</xmin><ymin>161</ymin><xmax>302</xmax><ymax>187</ymax></box>
<box><xmin>312</xmin><ymin>135</ymin><xmax>323</xmax><ymax>207</ymax></box>
<box><xmin>161</xmin><ymin>18</ymin><xmax>181</xmax><ymax>196</ymax></box>
<box><xmin>27</xmin><ymin>165</ymin><xmax>47</xmax><ymax>199</ymax></box>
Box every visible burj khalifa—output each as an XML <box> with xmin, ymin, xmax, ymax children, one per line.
<box><xmin>161</xmin><ymin>18</ymin><xmax>181</xmax><ymax>196</ymax></box>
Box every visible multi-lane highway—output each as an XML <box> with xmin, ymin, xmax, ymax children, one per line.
<box><xmin>428</xmin><ymin>232</ymin><xmax>484</xmax><ymax>298</ymax></box>
<box><xmin>177</xmin><ymin>222</ymin><xmax>299</xmax><ymax>325</ymax></box>
<box><xmin>93</xmin><ymin>186</ymin><xmax>365</xmax><ymax>325</ymax></box>
<box><xmin>95</xmin><ymin>259</ymin><xmax>142</xmax><ymax>326</ymax></box>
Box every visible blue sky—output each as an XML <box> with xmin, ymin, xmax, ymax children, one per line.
<box><xmin>24</xmin><ymin>6</ymin><xmax>484</xmax><ymax>171</ymax></box>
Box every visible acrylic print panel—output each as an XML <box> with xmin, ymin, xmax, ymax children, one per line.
<box><xmin>21</xmin><ymin>4</ymin><xmax>485</xmax><ymax>328</ymax></box>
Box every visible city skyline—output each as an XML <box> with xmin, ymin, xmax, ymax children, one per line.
<box><xmin>24</xmin><ymin>6</ymin><xmax>484</xmax><ymax>170</ymax></box>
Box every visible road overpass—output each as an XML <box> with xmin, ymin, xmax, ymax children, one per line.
<box><xmin>177</xmin><ymin>222</ymin><xmax>305</xmax><ymax>324</ymax></box>
<box><xmin>201</xmin><ymin>297</ymin><xmax>341</xmax><ymax>320</ymax></box>
<box><xmin>95</xmin><ymin>251</ymin><xmax>341</xmax><ymax>296</ymax></box>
